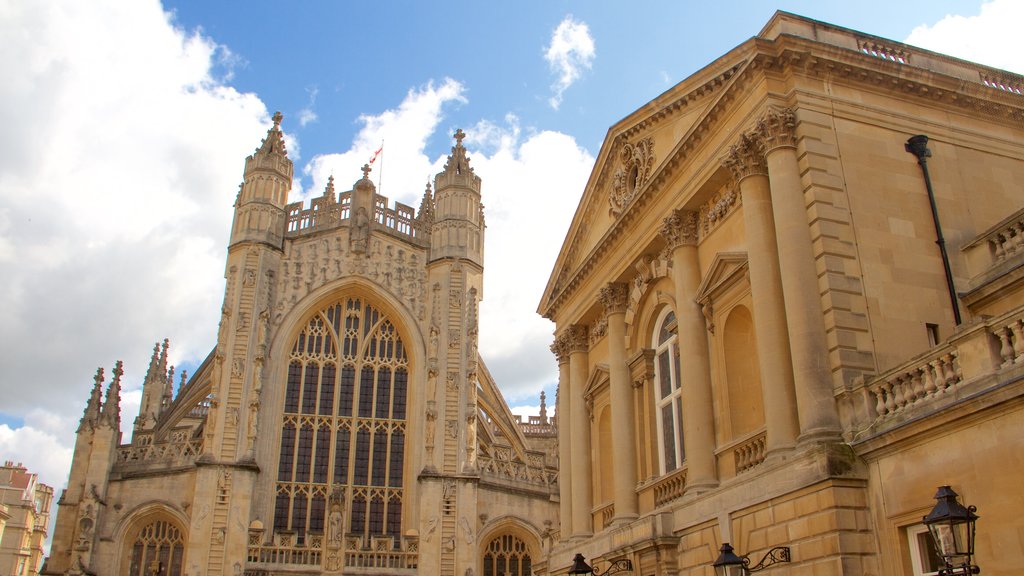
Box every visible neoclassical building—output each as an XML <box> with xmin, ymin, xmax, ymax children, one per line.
<box><xmin>44</xmin><ymin>125</ymin><xmax>558</xmax><ymax>576</ymax></box>
<box><xmin>540</xmin><ymin>11</ymin><xmax>1023</xmax><ymax>576</ymax></box>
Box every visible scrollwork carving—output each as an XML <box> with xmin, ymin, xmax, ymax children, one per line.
<box><xmin>609</xmin><ymin>136</ymin><xmax>656</xmax><ymax>216</ymax></box>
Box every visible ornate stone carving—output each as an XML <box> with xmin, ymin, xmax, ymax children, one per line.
<box><xmin>722</xmin><ymin>132</ymin><xmax>767</xmax><ymax>181</ymax></box>
<box><xmin>756</xmin><ymin>107</ymin><xmax>797</xmax><ymax>151</ymax></box>
<box><xmin>564</xmin><ymin>324</ymin><xmax>590</xmax><ymax>354</ymax></box>
<box><xmin>598</xmin><ymin>282</ymin><xmax>629</xmax><ymax>315</ymax></box>
<box><xmin>609</xmin><ymin>136</ymin><xmax>656</xmax><ymax>217</ymax></box>
<box><xmin>659</xmin><ymin>209</ymin><xmax>699</xmax><ymax>249</ymax></box>
<box><xmin>698</xmin><ymin>186</ymin><xmax>740</xmax><ymax>235</ymax></box>
<box><xmin>550</xmin><ymin>333</ymin><xmax>570</xmax><ymax>364</ymax></box>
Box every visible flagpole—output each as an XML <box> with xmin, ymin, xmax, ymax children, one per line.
<box><xmin>377</xmin><ymin>140</ymin><xmax>384</xmax><ymax>193</ymax></box>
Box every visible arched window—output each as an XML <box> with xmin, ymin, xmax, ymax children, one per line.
<box><xmin>274</xmin><ymin>297</ymin><xmax>408</xmax><ymax>546</ymax></box>
<box><xmin>126</xmin><ymin>519</ymin><xmax>185</xmax><ymax>576</ymax></box>
<box><xmin>653</xmin><ymin>308</ymin><xmax>684</xmax><ymax>473</ymax></box>
<box><xmin>482</xmin><ymin>534</ymin><xmax>532</xmax><ymax>576</ymax></box>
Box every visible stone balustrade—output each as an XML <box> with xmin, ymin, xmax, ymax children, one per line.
<box><xmin>733</xmin><ymin>432</ymin><xmax>767</xmax><ymax>474</ymax></box>
<box><xmin>597</xmin><ymin>502</ymin><xmax>615</xmax><ymax>528</ymax></box>
<box><xmin>866</xmin><ymin>350</ymin><xmax>961</xmax><ymax>419</ymax></box>
<box><xmin>248</xmin><ymin>532</ymin><xmax>418</xmax><ymax>572</ymax></box>
<box><xmin>285</xmin><ymin>190</ymin><xmax>423</xmax><ymax>243</ymax></box>
<box><xmin>962</xmin><ymin>206</ymin><xmax>1024</xmax><ymax>279</ymax></box>
<box><xmin>845</xmin><ymin>305</ymin><xmax>1024</xmax><ymax>438</ymax></box>
<box><xmin>650</xmin><ymin>466</ymin><xmax>687</xmax><ymax>508</ymax></box>
<box><xmin>113</xmin><ymin>438</ymin><xmax>202</xmax><ymax>473</ymax></box>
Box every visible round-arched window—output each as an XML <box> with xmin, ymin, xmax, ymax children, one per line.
<box><xmin>653</xmin><ymin>307</ymin><xmax>684</xmax><ymax>473</ymax></box>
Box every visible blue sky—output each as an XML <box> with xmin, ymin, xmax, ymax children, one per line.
<box><xmin>165</xmin><ymin>0</ymin><xmax>991</xmax><ymax>170</ymax></box>
<box><xmin>1</xmin><ymin>0</ymin><xmax>1021</xmax><ymax>496</ymax></box>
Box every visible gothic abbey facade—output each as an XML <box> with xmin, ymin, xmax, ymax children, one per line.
<box><xmin>44</xmin><ymin>124</ymin><xmax>558</xmax><ymax>576</ymax></box>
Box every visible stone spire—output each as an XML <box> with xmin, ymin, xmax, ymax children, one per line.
<box><xmin>101</xmin><ymin>361</ymin><xmax>123</xmax><ymax>429</ymax></box>
<box><xmin>539</xmin><ymin>390</ymin><xmax>548</xmax><ymax>424</ymax></box>
<box><xmin>231</xmin><ymin>111</ymin><xmax>293</xmax><ymax>247</ymax></box>
<box><xmin>256</xmin><ymin>111</ymin><xmax>288</xmax><ymax>158</ymax></box>
<box><xmin>78</xmin><ymin>368</ymin><xmax>104</xmax><ymax>432</ymax></box>
<box><xmin>417</xmin><ymin>180</ymin><xmax>435</xmax><ymax>234</ymax></box>
<box><xmin>430</xmin><ymin>129</ymin><xmax>484</xmax><ymax>265</ymax></box>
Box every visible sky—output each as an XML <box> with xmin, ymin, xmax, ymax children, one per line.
<box><xmin>1</xmin><ymin>0</ymin><xmax>1022</xmax><ymax>505</ymax></box>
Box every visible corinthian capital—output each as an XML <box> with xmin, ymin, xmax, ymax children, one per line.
<box><xmin>598</xmin><ymin>282</ymin><xmax>629</xmax><ymax>316</ymax></box>
<box><xmin>722</xmin><ymin>132</ymin><xmax>767</xmax><ymax>182</ymax></box>
<box><xmin>756</xmin><ymin>107</ymin><xmax>798</xmax><ymax>151</ymax></box>
<box><xmin>659</xmin><ymin>209</ymin><xmax>699</xmax><ymax>250</ymax></box>
<box><xmin>564</xmin><ymin>324</ymin><xmax>590</xmax><ymax>354</ymax></box>
<box><xmin>550</xmin><ymin>333</ymin><xmax>570</xmax><ymax>364</ymax></box>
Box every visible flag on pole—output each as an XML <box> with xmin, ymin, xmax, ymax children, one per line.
<box><xmin>368</xmin><ymin>143</ymin><xmax>383</xmax><ymax>165</ymax></box>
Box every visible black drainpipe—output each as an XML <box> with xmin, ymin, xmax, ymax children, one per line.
<box><xmin>905</xmin><ymin>134</ymin><xmax>962</xmax><ymax>325</ymax></box>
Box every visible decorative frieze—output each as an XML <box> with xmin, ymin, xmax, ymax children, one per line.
<box><xmin>698</xmin><ymin>187</ymin><xmax>740</xmax><ymax>236</ymax></box>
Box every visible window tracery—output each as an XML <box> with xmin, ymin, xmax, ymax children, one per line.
<box><xmin>126</xmin><ymin>519</ymin><xmax>185</xmax><ymax>576</ymax></box>
<box><xmin>274</xmin><ymin>297</ymin><xmax>408</xmax><ymax>546</ymax></box>
<box><xmin>482</xmin><ymin>534</ymin><xmax>532</xmax><ymax>576</ymax></box>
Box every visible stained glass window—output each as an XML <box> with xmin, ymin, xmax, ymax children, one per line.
<box><xmin>274</xmin><ymin>297</ymin><xmax>408</xmax><ymax>545</ymax></box>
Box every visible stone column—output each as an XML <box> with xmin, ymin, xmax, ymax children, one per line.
<box><xmin>659</xmin><ymin>211</ymin><xmax>718</xmax><ymax>491</ymax></box>
<box><xmin>758</xmin><ymin>107</ymin><xmax>841</xmax><ymax>442</ymax></box>
<box><xmin>723</xmin><ymin>134</ymin><xmax>800</xmax><ymax>453</ymax></box>
<box><xmin>567</xmin><ymin>324</ymin><xmax>594</xmax><ymax>537</ymax></box>
<box><xmin>552</xmin><ymin>335</ymin><xmax>573</xmax><ymax>540</ymax></box>
<box><xmin>599</xmin><ymin>283</ymin><xmax>639</xmax><ymax>521</ymax></box>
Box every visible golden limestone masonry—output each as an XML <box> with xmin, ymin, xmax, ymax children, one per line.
<box><xmin>46</xmin><ymin>11</ymin><xmax>1023</xmax><ymax>576</ymax></box>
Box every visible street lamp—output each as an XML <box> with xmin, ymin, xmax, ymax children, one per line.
<box><xmin>712</xmin><ymin>543</ymin><xmax>791</xmax><ymax>576</ymax></box>
<box><xmin>922</xmin><ymin>486</ymin><xmax>980</xmax><ymax>575</ymax></box>
<box><xmin>568</xmin><ymin>553</ymin><xmax>633</xmax><ymax>575</ymax></box>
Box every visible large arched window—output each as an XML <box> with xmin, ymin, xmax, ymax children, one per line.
<box><xmin>482</xmin><ymin>534</ymin><xmax>532</xmax><ymax>576</ymax></box>
<box><xmin>653</xmin><ymin>308</ymin><xmax>684</xmax><ymax>473</ymax></box>
<box><xmin>274</xmin><ymin>297</ymin><xmax>408</xmax><ymax>546</ymax></box>
<box><xmin>126</xmin><ymin>519</ymin><xmax>185</xmax><ymax>576</ymax></box>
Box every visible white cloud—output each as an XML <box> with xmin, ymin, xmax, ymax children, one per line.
<box><xmin>303</xmin><ymin>78</ymin><xmax>467</xmax><ymax>208</ymax></box>
<box><xmin>470</xmin><ymin>120</ymin><xmax>594</xmax><ymax>400</ymax></box>
<box><xmin>905</xmin><ymin>0</ymin><xmax>1024</xmax><ymax>74</ymax></box>
<box><xmin>298</xmin><ymin>86</ymin><xmax>319</xmax><ymax>127</ymax></box>
<box><xmin>0</xmin><ymin>0</ymin><xmax>269</xmax><ymax>486</ymax></box>
<box><xmin>544</xmin><ymin>15</ymin><xmax>595</xmax><ymax>110</ymax></box>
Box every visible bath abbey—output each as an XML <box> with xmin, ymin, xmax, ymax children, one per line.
<box><xmin>43</xmin><ymin>11</ymin><xmax>1024</xmax><ymax>576</ymax></box>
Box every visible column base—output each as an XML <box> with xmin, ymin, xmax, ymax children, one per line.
<box><xmin>684</xmin><ymin>479</ymin><xmax>719</xmax><ymax>496</ymax></box>
<box><xmin>610</xmin><ymin>513</ymin><xmax>639</xmax><ymax>528</ymax></box>
<box><xmin>797</xmin><ymin>427</ymin><xmax>843</xmax><ymax>448</ymax></box>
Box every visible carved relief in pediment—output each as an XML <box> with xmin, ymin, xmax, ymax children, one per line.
<box><xmin>609</xmin><ymin>137</ymin><xmax>656</xmax><ymax>217</ymax></box>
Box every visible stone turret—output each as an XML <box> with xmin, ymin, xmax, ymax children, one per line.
<box><xmin>430</xmin><ymin>129</ymin><xmax>484</xmax><ymax>266</ymax></box>
<box><xmin>134</xmin><ymin>339</ymin><xmax>169</xmax><ymax>432</ymax></box>
<box><xmin>229</xmin><ymin>111</ymin><xmax>293</xmax><ymax>248</ymax></box>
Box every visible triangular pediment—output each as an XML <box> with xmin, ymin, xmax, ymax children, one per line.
<box><xmin>539</xmin><ymin>48</ymin><xmax>750</xmax><ymax>320</ymax></box>
<box><xmin>695</xmin><ymin>252</ymin><xmax>749</xmax><ymax>304</ymax></box>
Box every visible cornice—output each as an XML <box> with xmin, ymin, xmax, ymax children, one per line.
<box><xmin>540</xmin><ymin>31</ymin><xmax>1023</xmax><ymax>322</ymax></box>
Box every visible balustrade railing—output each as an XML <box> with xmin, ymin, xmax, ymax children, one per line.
<box><xmin>248</xmin><ymin>532</ymin><xmax>418</xmax><ymax>571</ymax></box>
<box><xmin>285</xmin><ymin>190</ymin><xmax>423</xmax><ymax>242</ymax></box>
<box><xmin>733</xmin><ymin>432</ymin><xmax>767</xmax><ymax>474</ymax></box>
<box><xmin>114</xmin><ymin>438</ymin><xmax>202</xmax><ymax>470</ymax></box>
<box><xmin>651</xmin><ymin>467</ymin><xmax>687</xmax><ymax>508</ymax></box>
<box><xmin>866</xmin><ymin>350</ymin><xmax>961</xmax><ymax>419</ymax></box>
<box><xmin>848</xmin><ymin>306</ymin><xmax>1024</xmax><ymax>437</ymax></box>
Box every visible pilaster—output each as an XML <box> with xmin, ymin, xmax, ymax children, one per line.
<box><xmin>551</xmin><ymin>334</ymin><xmax>573</xmax><ymax>540</ymax></box>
